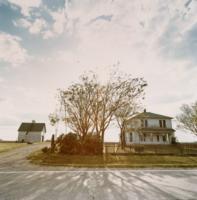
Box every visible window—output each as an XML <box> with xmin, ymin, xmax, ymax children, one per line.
<box><xmin>129</xmin><ymin>132</ymin><xmax>133</xmax><ymax>142</ymax></box>
<box><xmin>141</xmin><ymin>119</ymin><xmax>148</xmax><ymax>128</ymax></box>
<box><xmin>141</xmin><ymin>120</ymin><xmax>144</xmax><ymax>127</ymax></box>
<box><xmin>159</xmin><ymin>120</ymin><xmax>166</xmax><ymax>128</ymax></box>
<box><xmin>145</xmin><ymin>120</ymin><xmax>148</xmax><ymax>127</ymax></box>
<box><xmin>163</xmin><ymin>120</ymin><xmax>166</xmax><ymax>128</ymax></box>
<box><xmin>163</xmin><ymin>135</ymin><xmax>166</xmax><ymax>142</ymax></box>
<box><xmin>157</xmin><ymin>135</ymin><xmax>160</xmax><ymax>142</ymax></box>
<box><xmin>159</xmin><ymin>120</ymin><xmax>162</xmax><ymax>128</ymax></box>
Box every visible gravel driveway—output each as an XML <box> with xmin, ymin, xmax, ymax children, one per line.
<box><xmin>0</xmin><ymin>143</ymin><xmax>49</xmax><ymax>171</ymax></box>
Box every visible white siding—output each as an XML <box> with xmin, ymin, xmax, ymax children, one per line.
<box><xmin>18</xmin><ymin>131</ymin><xmax>45</xmax><ymax>143</ymax></box>
<box><xmin>165</xmin><ymin>119</ymin><xmax>172</xmax><ymax>128</ymax></box>
<box><xmin>18</xmin><ymin>131</ymin><xmax>26</xmax><ymax>142</ymax></box>
<box><xmin>125</xmin><ymin>114</ymin><xmax>174</xmax><ymax>145</ymax></box>
<box><xmin>146</xmin><ymin>119</ymin><xmax>172</xmax><ymax>128</ymax></box>
<box><xmin>127</xmin><ymin>119</ymin><xmax>172</xmax><ymax>129</ymax></box>
<box><xmin>125</xmin><ymin>132</ymin><xmax>173</xmax><ymax>145</ymax></box>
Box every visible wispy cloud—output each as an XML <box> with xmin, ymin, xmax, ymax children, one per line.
<box><xmin>0</xmin><ymin>32</ymin><xmax>28</xmax><ymax>66</ymax></box>
<box><xmin>0</xmin><ymin>0</ymin><xmax>197</xmax><ymax>141</ymax></box>
<box><xmin>7</xmin><ymin>0</ymin><xmax>42</xmax><ymax>16</ymax></box>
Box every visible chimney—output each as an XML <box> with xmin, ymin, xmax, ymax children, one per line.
<box><xmin>144</xmin><ymin>109</ymin><xmax>146</xmax><ymax>113</ymax></box>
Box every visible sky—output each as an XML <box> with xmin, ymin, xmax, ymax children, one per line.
<box><xmin>0</xmin><ymin>0</ymin><xmax>197</xmax><ymax>142</ymax></box>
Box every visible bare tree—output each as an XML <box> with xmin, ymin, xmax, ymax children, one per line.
<box><xmin>90</xmin><ymin>71</ymin><xmax>147</xmax><ymax>145</ymax></box>
<box><xmin>59</xmin><ymin>74</ymin><xmax>97</xmax><ymax>141</ymax></box>
<box><xmin>113</xmin><ymin>73</ymin><xmax>147</xmax><ymax>148</ymax></box>
<box><xmin>90</xmin><ymin>82</ymin><xmax>119</xmax><ymax>143</ymax></box>
<box><xmin>56</xmin><ymin>70</ymin><xmax>147</xmax><ymax>147</ymax></box>
<box><xmin>176</xmin><ymin>101</ymin><xmax>197</xmax><ymax>135</ymax></box>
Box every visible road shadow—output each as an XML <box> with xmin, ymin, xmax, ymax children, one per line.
<box><xmin>0</xmin><ymin>170</ymin><xmax>197</xmax><ymax>200</ymax></box>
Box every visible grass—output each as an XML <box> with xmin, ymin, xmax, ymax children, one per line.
<box><xmin>28</xmin><ymin>151</ymin><xmax>197</xmax><ymax>168</ymax></box>
<box><xmin>0</xmin><ymin>142</ymin><xmax>27</xmax><ymax>153</ymax></box>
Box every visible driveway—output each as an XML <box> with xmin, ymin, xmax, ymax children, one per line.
<box><xmin>0</xmin><ymin>143</ymin><xmax>49</xmax><ymax>171</ymax></box>
<box><xmin>0</xmin><ymin>144</ymin><xmax>197</xmax><ymax>199</ymax></box>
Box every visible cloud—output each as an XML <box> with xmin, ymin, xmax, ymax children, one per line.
<box><xmin>0</xmin><ymin>97</ymin><xmax>5</xmax><ymax>102</ymax></box>
<box><xmin>14</xmin><ymin>18</ymin><xmax>47</xmax><ymax>34</ymax></box>
<box><xmin>88</xmin><ymin>14</ymin><xmax>113</xmax><ymax>25</ymax></box>
<box><xmin>51</xmin><ymin>8</ymin><xmax>68</xmax><ymax>34</ymax></box>
<box><xmin>1</xmin><ymin>0</ymin><xmax>197</xmax><ymax>141</ymax></box>
<box><xmin>156</xmin><ymin>1</ymin><xmax>197</xmax><ymax>64</ymax></box>
<box><xmin>0</xmin><ymin>32</ymin><xmax>28</xmax><ymax>66</ymax></box>
<box><xmin>7</xmin><ymin>0</ymin><xmax>42</xmax><ymax>16</ymax></box>
<box><xmin>185</xmin><ymin>0</ymin><xmax>193</xmax><ymax>8</ymax></box>
<box><xmin>13</xmin><ymin>8</ymin><xmax>68</xmax><ymax>39</ymax></box>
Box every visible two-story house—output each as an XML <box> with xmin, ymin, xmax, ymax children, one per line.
<box><xmin>125</xmin><ymin>110</ymin><xmax>175</xmax><ymax>144</ymax></box>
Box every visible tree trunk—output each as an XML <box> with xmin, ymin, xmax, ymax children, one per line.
<box><xmin>51</xmin><ymin>134</ymin><xmax>55</xmax><ymax>153</ymax></box>
<box><xmin>120</xmin><ymin>128</ymin><xmax>126</xmax><ymax>149</ymax></box>
<box><xmin>101</xmin><ymin>131</ymin><xmax>105</xmax><ymax>153</ymax></box>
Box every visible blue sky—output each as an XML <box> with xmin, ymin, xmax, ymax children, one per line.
<box><xmin>0</xmin><ymin>0</ymin><xmax>197</xmax><ymax>141</ymax></box>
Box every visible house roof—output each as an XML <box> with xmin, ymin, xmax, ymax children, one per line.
<box><xmin>18</xmin><ymin>122</ymin><xmax>46</xmax><ymax>132</ymax></box>
<box><xmin>129</xmin><ymin>111</ymin><xmax>173</xmax><ymax>120</ymax></box>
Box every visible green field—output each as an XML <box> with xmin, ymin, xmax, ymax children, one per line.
<box><xmin>28</xmin><ymin>151</ymin><xmax>197</xmax><ymax>168</ymax></box>
<box><xmin>0</xmin><ymin>142</ymin><xmax>27</xmax><ymax>153</ymax></box>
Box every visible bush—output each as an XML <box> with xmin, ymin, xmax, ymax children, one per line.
<box><xmin>56</xmin><ymin>133</ymin><xmax>103</xmax><ymax>155</ymax></box>
<box><xmin>42</xmin><ymin>146</ymin><xmax>50</xmax><ymax>153</ymax></box>
<box><xmin>82</xmin><ymin>135</ymin><xmax>103</xmax><ymax>155</ymax></box>
<box><xmin>57</xmin><ymin>133</ymin><xmax>81</xmax><ymax>154</ymax></box>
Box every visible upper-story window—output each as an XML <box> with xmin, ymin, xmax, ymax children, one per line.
<box><xmin>159</xmin><ymin>120</ymin><xmax>166</xmax><ymax>128</ymax></box>
<box><xmin>163</xmin><ymin>120</ymin><xmax>166</xmax><ymax>128</ymax></box>
<box><xmin>141</xmin><ymin>119</ymin><xmax>148</xmax><ymax>128</ymax></box>
<box><xmin>159</xmin><ymin>120</ymin><xmax>162</xmax><ymax>127</ymax></box>
<box><xmin>141</xmin><ymin>120</ymin><xmax>144</xmax><ymax>127</ymax></box>
<box><xmin>145</xmin><ymin>120</ymin><xmax>148</xmax><ymax>127</ymax></box>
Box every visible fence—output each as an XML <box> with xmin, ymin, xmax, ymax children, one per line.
<box><xmin>104</xmin><ymin>143</ymin><xmax>197</xmax><ymax>155</ymax></box>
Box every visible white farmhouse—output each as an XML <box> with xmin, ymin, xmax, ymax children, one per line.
<box><xmin>125</xmin><ymin>110</ymin><xmax>175</xmax><ymax>145</ymax></box>
<box><xmin>18</xmin><ymin>121</ymin><xmax>46</xmax><ymax>143</ymax></box>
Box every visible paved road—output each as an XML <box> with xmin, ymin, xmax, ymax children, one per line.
<box><xmin>0</xmin><ymin>170</ymin><xmax>197</xmax><ymax>200</ymax></box>
<box><xmin>0</xmin><ymin>145</ymin><xmax>197</xmax><ymax>199</ymax></box>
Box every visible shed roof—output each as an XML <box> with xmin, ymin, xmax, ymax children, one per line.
<box><xmin>18</xmin><ymin>122</ymin><xmax>46</xmax><ymax>132</ymax></box>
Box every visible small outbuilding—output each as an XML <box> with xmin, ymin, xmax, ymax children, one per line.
<box><xmin>18</xmin><ymin>120</ymin><xmax>46</xmax><ymax>143</ymax></box>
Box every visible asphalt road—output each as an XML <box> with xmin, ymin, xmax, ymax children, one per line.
<box><xmin>0</xmin><ymin>170</ymin><xmax>197</xmax><ymax>200</ymax></box>
<box><xmin>0</xmin><ymin>144</ymin><xmax>197</xmax><ymax>200</ymax></box>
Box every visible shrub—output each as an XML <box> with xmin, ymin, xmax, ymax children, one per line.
<box><xmin>56</xmin><ymin>133</ymin><xmax>103</xmax><ymax>155</ymax></box>
<box><xmin>42</xmin><ymin>146</ymin><xmax>50</xmax><ymax>153</ymax></box>
<box><xmin>82</xmin><ymin>135</ymin><xmax>103</xmax><ymax>155</ymax></box>
<box><xmin>57</xmin><ymin>133</ymin><xmax>81</xmax><ymax>154</ymax></box>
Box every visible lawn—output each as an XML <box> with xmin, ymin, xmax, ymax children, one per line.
<box><xmin>0</xmin><ymin>142</ymin><xmax>27</xmax><ymax>153</ymax></box>
<box><xmin>28</xmin><ymin>151</ymin><xmax>197</xmax><ymax>168</ymax></box>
